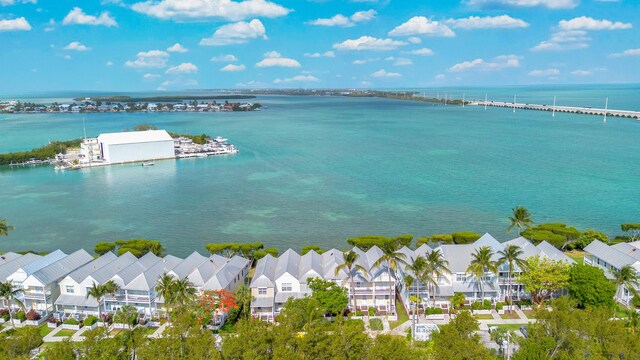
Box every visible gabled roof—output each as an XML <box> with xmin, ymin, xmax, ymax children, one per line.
<box><xmin>537</xmin><ymin>241</ymin><xmax>575</xmax><ymax>263</ymax></box>
<box><xmin>89</xmin><ymin>252</ymin><xmax>138</xmax><ymax>284</ymax></box>
<box><xmin>585</xmin><ymin>240</ymin><xmax>638</xmax><ymax>269</ymax></box>
<box><xmin>0</xmin><ymin>253</ymin><xmax>40</xmax><ymax>281</ymax></box>
<box><xmin>67</xmin><ymin>252</ymin><xmax>118</xmax><ymax>283</ymax></box>
<box><xmin>250</xmin><ymin>254</ymin><xmax>278</xmax><ymax>288</ymax></box>
<box><xmin>321</xmin><ymin>249</ymin><xmax>347</xmax><ymax>280</ymax></box>
<box><xmin>21</xmin><ymin>250</ymin><xmax>67</xmax><ymax>276</ymax></box>
<box><xmin>274</xmin><ymin>249</ymin><xmax>300</xmax><ymax>280</ymax></box>
<box><xmin>29</xmin><ymin>249</ymin><xmax>93</xmax><ymax>285</ymax></box>
<box><xmin>611</xmin><ymin>243</ymin><xmax>640</xmax><ymax>262</ymax></box>
<box><xmin>125</xmin><ymin>260</ymin><xmax>167</xmax><ymax>291</ymax></box>
<box><xmin>299</xmin><ymin>251</ymin><xmax>323</xmax><ymax>283</ymax></box>
<box><xmin>170</xmin><ymin>251</ymin><xmax>209</xmax><ymax>279</ymax></box>
<box><xmin>0</xmin><ymin>252</ymin><xmax>21</xmax><ymax>266</ymax></box>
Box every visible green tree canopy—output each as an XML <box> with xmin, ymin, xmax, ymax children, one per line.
<box><xmin>308</xmin><ymin>277</ymin><xmax>348</xmax><ymax>316</ymax></box>
<box><xmin>301</xmin><ymin>245</ymin><xmax>324</xmax><ymax>255</ymax></box>
<box><xmin>451</xmin><ymin>231</ymin><xmax>481</xmax><ymax>244</ymax></box>
<box><xmin>521</xmin><ymin>223</ymin><xmax>581</xmax><ymax>249</ymax></box>
<box><xmin>205</xmin><ymin>242</ymin><xmax>264</xmax><ymax>258</ymax></box>
<box><xmin>516</xmin><ymin>255</ymin><xmax>570</xmax><ymax>306</ymax></box>
<box><xmin>347</xmin><ymin>234</ymin><xmax>413</xmax><ymax>250</ymax></box>
<box><xmin>568</xmin><ymin>264</ymin><xmax>616</xmax><ymax>308</ymax></box>
<box><xmin>94</xmin><ymin>241</ymin><xmax>116</xmax><ymax>255</ymax></box>
<box><xmin>97</xmin><ymin>239</ymin><xmax>166</xmax><ymax>257</ymax></box>
<box><xmin>431</xmin><ymin>310</ymin><xmax>494</xmax><ymax>359</ymax></box>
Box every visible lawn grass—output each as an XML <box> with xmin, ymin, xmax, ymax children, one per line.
<box><xmin>369</xmin><ymin>318</ymin><xmax>383</xmax><ymax>331</ymax></box>
<box><xmin>522</xmin><ymin>310</ymin><xmax>536</xmax><ymax>319</ymax></box>
<box><xmin>474</xmin><ymin>314</ymin><xmax>495</xmax><ymax>320</ymax></box>
<box><xmin>109</xmin><ymin>329</ymin><xmax>124</xmax><ymax>337</ymax></box>
<box><xmin>38</xmin><ymin>323</ymin><xmax>54</xmax><ymax>337</ymax></box>
<box><xmin>564</xmin><ymin>250</ymin><xmax>584</xmax><ymax>264</ymax></box>
<box><xmin>54</xmin><ymin>329</ymin><xmax>77</xmax><ymax>337</ymax></box>
<box><xmin>144</xmin><ymin>327</ymin><xmax>158</xmax><ymax>335</ymax></box>
<box><xmin>488</xmin><ymin>323</ymin><xmax>524</xmax><ymax>332</ymax></box>
<box><xmin>500</xmin><ymin>312</ymin><xmax>522</xmax><ymax>320</ymax></box>
<box><xmin>389</xmin><ymin>297</ymin><xmax>410</xmax><ymax>330</ymax></box>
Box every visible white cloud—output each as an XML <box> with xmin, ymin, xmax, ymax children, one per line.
<box><xmin>256</xmin><ymin>51</ymin><xmax>300</xmax><ymax>67</ymax></box>
<box><xmin>393</xmin><ymin>58</ymin><xmax>413</xmax><ymax>66</ymax></box>
<box><xmin>448</xmin><ymin>54</ymin><xmax>521</xmax><ymax>72</ymax></box>
<box><xmin>106</xmin><ymin>61</ymin><xmax>114</xmax><ymax>66</ymax></box>
<box><xmin>63</xmin><ymin>55</ymin><xmax>72</xmax><ymax>60</ymax></box>
<box><xmin>167</xmin><ymin>43</ymin><xmax>188</xmax><ymax>53</ymax></box>
<box><xmin>571</xmin><ymin>69</ymin><xmax>591</xmax><ymax>76</ymax></box>
<box><xmin>307</xmin><ymin>9</ymin><xmax>376</xmax><ymax>27</ymax></box>
<box><xmin>434</xmin><ymin>74</ymin><xmax>446</xmax><ymax>80</ymax></box>
<box><xmin>0</xmin><ymin>0</ymin><xmax>36</xmax><ymax>6</ymax></box>
<box><xmin>465</xmin><ymin>0</ymin><xmax>578</xmax><ymax>9</ymax></box>
<box><xmin>125</xmin><ymin>49</ymin><xmax>170</xmax><ymax>69</ymax></box>
<box><xmin>143</xmin><ymin>73</ymin><xmax>160</xmax><ymax>79</ymax></box>
<box><xmin>220</xmin><ymin>64</ymin><xmax>246</xmax><ymax>71</ymax></box>
<box><xmin>62</xmin><ymin>7</ymin><xmax>117</xmax><ymax>27</ymax></box>
<box><xmin>333</xmin><ymin>36</ymin><xmax>407</xmax><ymax>51</ymax></box>
<box><xmin>274</xmin><ymin>75</ymin><xmax>320</xmax><ymax>83</ymax></box>
<box><xmin>446</xmin><ymin>15</ymin><xmax>529</xmax><ymax>29</ymax></box>
<box><xmin>609</xmin><ymin>48</ymin><xmax>640</xmax><ymax>58</ymax></box>
<box><xmin>304</xmin><ymin>51</ymin><xmax>335</xmax><ymax>58</ymax></box>
<box><xmin>528</xmin><ymin>68</ymin><xmax>560</xmax><ymax>76</ymax></box>
<box><xmin>371</xmin><ymin>69</ymin><xmax>401</xmax><ymax>78</ymax></box>
<box><xmin>352</xmin><ymin>58</ymin><xmax>379</xmax><ymax>64</ymax></box>
<box><xmin>558</xmin><ymin>16</ymin><xmax>632</xmax><ymax>31</ymax></box>
<box><xmin>407</xmin><ymin>36</ymin><xmax>421</xmax><ymax>44</ymax></box>
<box><xmin>531</xmin><ymin>30</ymin><xmax>590</xmax><ymax>51</ymax></box>
<box><xmin>166</xmin><ymin>62</ymin><xmax>198</xmax><ymax>74</ymax></box>
<box><xmin>44</xmin><ymin>18</ymin><xmax>55</xmax><ymax>32</ymax></box>
<box><xmin>64</xmin><ymin>41</ymin><xmax>90</xmax><ymax>51</ymax></box>
<box><xmin>0</xmin><ymin>17</ymin><xmax>31</xmax><ymax>32</ymax></box>
<box><xmin>388</xmin><ymin>16</ymin><xmax>455</xmax><ymax>37</ymax></box>
<box><xmin>402</xmin><ymin>48</ymin><xmax>435</xmax><ymax>56</ymax></box>
<box><xmin>130</xmin><ymin>0</ymin><xmax>291</xmax><ymax>21</ymax></box>
<box><xmin>211</xmin><ymin>54</ymin><xmax>238</xmax><ymax>62</ymax></box>
<box><xmin>157</xmin><ymin>78</ymin><xmax>198</xmax><ymax>91</ymax></box>
<box><xmin>199</xmin><ymin>19</ymin><xmax>267</xmax><ymax>46</ymax></box>
<box><xmin>235</xmin><ymin>80</ymin><xmax>266</xmax><ymax>88</ymax></box>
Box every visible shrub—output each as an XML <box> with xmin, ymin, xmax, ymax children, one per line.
<box><xmin>83</xmin><ymin>316</ymin><xmax>98</xmax><ymax>326</ymax></box>
<box><xmin>495</xmin><ymin>302</ymin><xmax>504</xmax><ymax>311</ymax></box>
<box><xmin>633</xmin><ymin>295</ymin><xmax>640</xmax><ymax>308</ymax></box>
<box><xmin>16</xmin><ymin>311</ymin><xmax>26</xmax><ymax>322</ymax></box>
<box><xmin>450</xmin><ymin>292</ymin><xmax>466</xmax><ymax>309</ymax></box>
<box><xmin>25</xmin><ymin>309</ymin><xmax>41</xmax><ymax>321</ymax></box>
<box><xmin>425</xmin><ymin>307</ymin><xmax>443</xmax><ymax>315</ymax></box>
<box><xmin>355</xmin><ymin>310</ymin><xmax>363</xmax><ymax>317</ymax></box>
<box><xmin>1</xmin><ymin>313</ymin><xmax>9</xmax><ymax>321</ymax></box>
<box><xmin>0</xmin><ymin>308</ymin><xmax>9</xmax><ymax>316</ymax></box>
<box><xmin>48</xmin><ymin>317</ymin><xmax>59</xmax><ymax>324</ymax></box>
<box><xmin>368</xmin><ymin>308</ymin><xmax>376</xmax><ymax>316</ymax></box>
<box><xmin>518</xmin><ymin>298</ymin><xmax>533</xmax><ymax>306</ymax></box>
<box><xmin>63</xmin><ymin>318</ymin><xmax>79</xmax><ymax>325</ymax></box>
<box><xmin>430</xmin><ymin>234</ymin><xmax>454</xmax><ymax>244</ymax></box>
<box><xmin>471</xmin><ymin>302</ymin><xmax>483</xmax><ymax>311</ymax></box>
<box><xmin>451</xmin><ymin>231</ymin><xmax>481</xmax><ymax>244</ymax></box>
<box><xmin>483</xmin><ymin>299</ymin><xmax>492</xmax><ymax>310</ymax></box>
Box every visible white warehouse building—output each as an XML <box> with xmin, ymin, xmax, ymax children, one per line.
<box><xmin>97</xmin><ymin>130</ymin><xmax>175</xmax><ymax>163</ymax></box>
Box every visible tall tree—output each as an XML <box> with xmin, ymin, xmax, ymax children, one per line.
<box><xmin>404</xmin><ymin>256</ymin><xmax>427</xmax><ymax>322</ymax></box>
<box><xmin>86</xmin><ymin>280</ymin><xmax>120</xmax><ymax>322</ymax></box>
<box><xmin>508</xmin><ymin>206</ymin><xmax>534</xmax><ymax>236</ymax></box>
<box><xmin>424</xmin><ymin>249</ymin><xmax>450</xmax><ymax>307</ymax></box>
<box><xmin>156</xmin><ymin>273</ymin><xmax>176</xmax><ymax>317</ymax></box>
<box><xmin>0</xmin><ymin>218</ymin><xmax>15</xmax><ymax>236</ymax></box>
<box><xmin>497</xmin><ymin>244</ymin><xmax>528</xmax><ymax>313</ymax></box>
<box><xmin>371</xmin><ymin>241</ymin><xmax>407</xmax><ymax>315</ymax></box>
<box><xmin>334</xmin><ymin>250</ymin><xmax>367</xmax><ymax>313</ymax></box>
<box><xmin>610</xmin><ymin>264</ymin><xmax>640</xmax><ymax>307</ymax></box>
<box><xmin>172</xmin><ymin>278</ymin><xmax>197</xmax><ymax>307</ymax></box>
<box><xmin>466</xmin><ymin>246</ymin><xmax>498</xmax><ymax>301</ymax></box>
<box><xmin>568</xmin><ymin>264</ymin><xmax>616</xmax><ymax>309</ymax></box>
<box><xmin>0</xmin><ymin>281</ymin><xmax>25</xmax><ymax>329</ymax></box>
<box><xmin>517</xmin><ymin>256</ymin><xmax>570</xmax><ymax>306</ymax></box>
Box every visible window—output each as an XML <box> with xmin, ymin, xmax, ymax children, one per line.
<box><xmin>65</xmin><ymin>285</ymin><xmax>74</xmax><ymax>294</ymax></box>
<box><xmin>455</xmin><ymin>274</ymin><xmax>466</xmax><ymax>282</ymax></box>
<box><xmin>282</xmin><ymin>283</ymin><xmax>292</xmax><ymax>292</ymax></box>
<box><xmin>258</xmin><ymin>288</ymin><xmax>267</xmax><ymax>296</ymax></box>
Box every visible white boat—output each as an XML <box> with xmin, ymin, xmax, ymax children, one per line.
<box><xmin>214</xmin><ymin>136</ymin><xmax>228</xmax><ymax>143</ymax></box>
<box><xmin>142</xmin><ymin>162</ymin><xmax>155</xmax><ymax>167</ymax></box>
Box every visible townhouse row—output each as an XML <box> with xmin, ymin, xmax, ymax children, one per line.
<box><xmin>0</xmin><ymin>249</ymin><xmax>250</xmax><ymax>320</ymax></box>
<box><xmin>584</xmin><ymin>239</ymin><xmax>640</xmax><ymax>306</ymax></box>
<box><xmin>249</xmin><ymin>233</ymin><xmax>575</xmax><ymax>321</ymax></box>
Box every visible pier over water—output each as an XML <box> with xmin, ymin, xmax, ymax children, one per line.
<box><xmin>470</xmin><ymin>100</ymin><xmax>640</xmax><ymax>120</ymax></box>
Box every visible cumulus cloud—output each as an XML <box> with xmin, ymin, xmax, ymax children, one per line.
<box><xmin>402</xmin><ymin>48</ymin><xmax>435</xmax><ymax>56</ymax></box>
<box><xmin>166</xmin><ymin>62</ymin><xmax>198</xmax><ymax>74</ymax></box>
<box><xmin>304</xmin><ymin>51</ymin><xmax>335</xmax><ymax>58</ymax></box>
<box><xmin>371</xmin><ymin>69</ymin><xmax>401</xmax><ymax>78</ymax></box>
<box><xmin>531</xmin><ymin>30</ymin><xmax>590</xmax><ymax>51</ymax></box>
<box><xmin>407</xmin><ymin>37</ymin><xmax>421</xmax><ymax>44</ymax></box>
<box><xmin>199</xmin><ymin>19</ymin><xmax>267</xmax><ymax>46</ymax></box>
<box><xmin>333</xmin><ymin>36</ymin><xmax>407</xmax><ymax>51</ymax></box>
<box><xmin>528</xmin><ymin>68</ymin><xmax>560</xmax><ymax>76</ymax></box>
<box><xmin>64</xmin><ymin>41</ymin><xmax>90</xmax><ymax>51</ymax></box>
<box><xmin>448</xmin><ymin>54</ymin><xmax>521</xmax><ymax>72</ymax></box>
<box><xmin>465</xmin><ymin>0</ymin><xmax>578</xmax><ymax>9</ymax></box>
<box><xmin>125</xmin><ymin>49</ymin><xmax>170</xmax><ymax>68</ymax></box>
<box><xmin>211</xmin><ymin>54</ymin><xmax>238</xmax><ymax>62</ymax></box>
<box><xmin>0</xmin><ymin>0</ymin><xmax>36</xmax><ymax>6</ymax></box>
<box><xmin>609</xmin><ymin>48</ymin><xmax>640</xmax><ymax>58</ymax></box>
<box><xmin>352</xmin><ymin>58</ymin><xmax>379</xmax><ymax>64</ymax></box>
<box><xmin>143</xmin><ymin>73</ymin><xmax>160</xmax><ymax>79</ymax></box>
<box><xmin>167</xmin><ymin>43</ymin><xmax>188</xmax><ymax>53</ymax></box>
<box><xmin>220</xmin><ymin>64</ymin><xmax>246</xmax><ymax>71</ymax></box>
<box><xmin>388</xmin><ymin>16</ymin><xmax>455</xmax><ymax>37</ymax></box>
<box><xmin>446</xmin><ymin>15</ymin><xmax>529</xmax><ymax>29</ymax></box>
<box><xmin>307</xmin><ymin>9</ymin><xmax>376</xmax><ymax>27</ymax></box>
<box><xmin>0</xmin><ymin>17</ymin><xmax>31</xmax><ymax>32</ymax></box>
<box><xmin>130</xmin><ymin>0</ymin><xmax>291</xmax><ymax>21</ymax></box>
<box><xmin>256</xmin><ymin>51</ymin><xmax>301</xmax><ymax>67</ymax></box>
<box><xmin>44</xmin><ymin>19</ymin><xmax>55</xmax><ymax>32</ymax></box>
<box><xmin>558</xmin><ymin>16</ymin><xmax>632</xmax><ymax>31</ymax></box>
<box><xmin>274</xmin><ymin>75</ymin><xmax>319</xmax><ymax>83</ymax></box>
<box><xmin>62</xmin><ymin>7</ymin><xmax>118</xmax><ymax>27</ymax></box>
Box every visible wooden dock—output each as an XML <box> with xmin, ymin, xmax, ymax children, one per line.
<box><xmin>469</xmin><ymin>101</ymin><xmax>640</xmax><ymax>120</ymax></box>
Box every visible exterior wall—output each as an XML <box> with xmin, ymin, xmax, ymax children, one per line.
<box><xmin>275</xmin><ymin>273</ymin><xmax>301</xmax><ymax>293</ymax></box>
<box><xmin>101</xmin><ymin>140</ymin><xmax>175</xmax><ymax>163</ymax></box>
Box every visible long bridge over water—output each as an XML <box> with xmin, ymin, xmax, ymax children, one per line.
<box><xmin>468</xmin><ymin>100</ymin><xmax>640</xmax><ymax>120</ymax></box>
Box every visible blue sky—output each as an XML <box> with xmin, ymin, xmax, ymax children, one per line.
<box><xmin>0</xmin><ymin>0</ymin><xmax>639</xmax><ymax>92</ymax></box>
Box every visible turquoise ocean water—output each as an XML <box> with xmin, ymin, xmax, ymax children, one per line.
<box><xmin>1</xmin><ymin>86</ymin><xmax>639</xmax><ymax>256</ymax></box>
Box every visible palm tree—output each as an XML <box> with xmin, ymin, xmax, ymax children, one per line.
<box><xmin>626</xmin><ymin>308</ymin><xmax>639</xmax><ymax>335</ymax></box>
<box><xmin>611</xmin><ymin>265</ymin><xmax>640</xmax><ymax>307</ymax></box>
<box><xmin>403</xmin><ymin>275</ymin><xmax>416</xmax><ymax>337</ymax></box>
<box><xmin>0</xmin><ymin>219</ymin><xmax>15</xmax><ymax>236</ymax></box>
<box><xmin>371</xmin><ymin>241</ymin><xmax>407</xmax><ymax>316</ymax></box>
<box><xmin>0</xmin><ymin>281</ymin><xmax>25</xmax><ymax>329</ymax></box>
<box><xmin>466</xmin><ymin>246</ymin><xmax>498</xmax><ymax>302</ymax></box>
<box><xmin>114</xmin><ymin>305</ymin><xmax>138</xmax><ymax>326</ymax></box>
<box><xmin>404</xmin><ymin>256</ymin><xmax>427</xmax><ymax>316</ymax></box>
<box><xmin>86</xmin><ymin>280</ymin><xmax>120</xmax><ymax>322</ymax></box>
<box><xmin>424</xmin><ymin>249</ymin><xmax>451</xmax><ymax>307</ymax></box>
<box><xmin>335</xmin><ymin>250</ymin><xmax>367</xmax><ymax>313</ymax></box>
<box><xmin>497</xmin><ymin>245</ymin><xmax>527</xmax><ymax>313</ymax></box>
<box><xmin>172</xmin><ymin>278</ymin><xmax>197</xmax><ymax>307</ymax></box>
<box><xmin>234</xmin><ymin>284</ymin><xmax>252</xmax><ymax>320</ymax></box>
<box><xmin>156</xmin><ymin>274</ymin><xmax>176</xmax><ymax>317</ymax></box>
<box><xmin>507</xmin><ymin>206</ymin><xmax>534</xmax><ymax>236</ymax></box>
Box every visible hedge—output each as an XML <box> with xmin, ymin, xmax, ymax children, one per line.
<box><xmin>63</xmin><ymin>318</ymin><xmax>79</xmax><ymax>325</ymax></box>
<box><xmin>83</xmin><ymin>316</ymin><xmax>98</xmax><ymax>326</ymax></box>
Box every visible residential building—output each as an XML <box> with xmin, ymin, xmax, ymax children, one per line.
<box><xmin>584</xmin><ymin>240</ymin><xmax>640</xmax><ymax>306</ymax></box>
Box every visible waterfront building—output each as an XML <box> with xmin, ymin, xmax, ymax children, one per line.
<box><xmin>584</xmin><ymin>240</ymin><xmax>640</xmax><ymax>306</ymax></box>
<box><xmin>96</xmin><ymin>130</ymin><xmax>175</xmax><ymax>163</ymax></box>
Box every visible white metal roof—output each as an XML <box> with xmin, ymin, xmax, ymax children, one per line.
<box><xmin>97</xmin><ymin>130</ymin><xmax>173</xmax><ymax>145</ymax></box>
